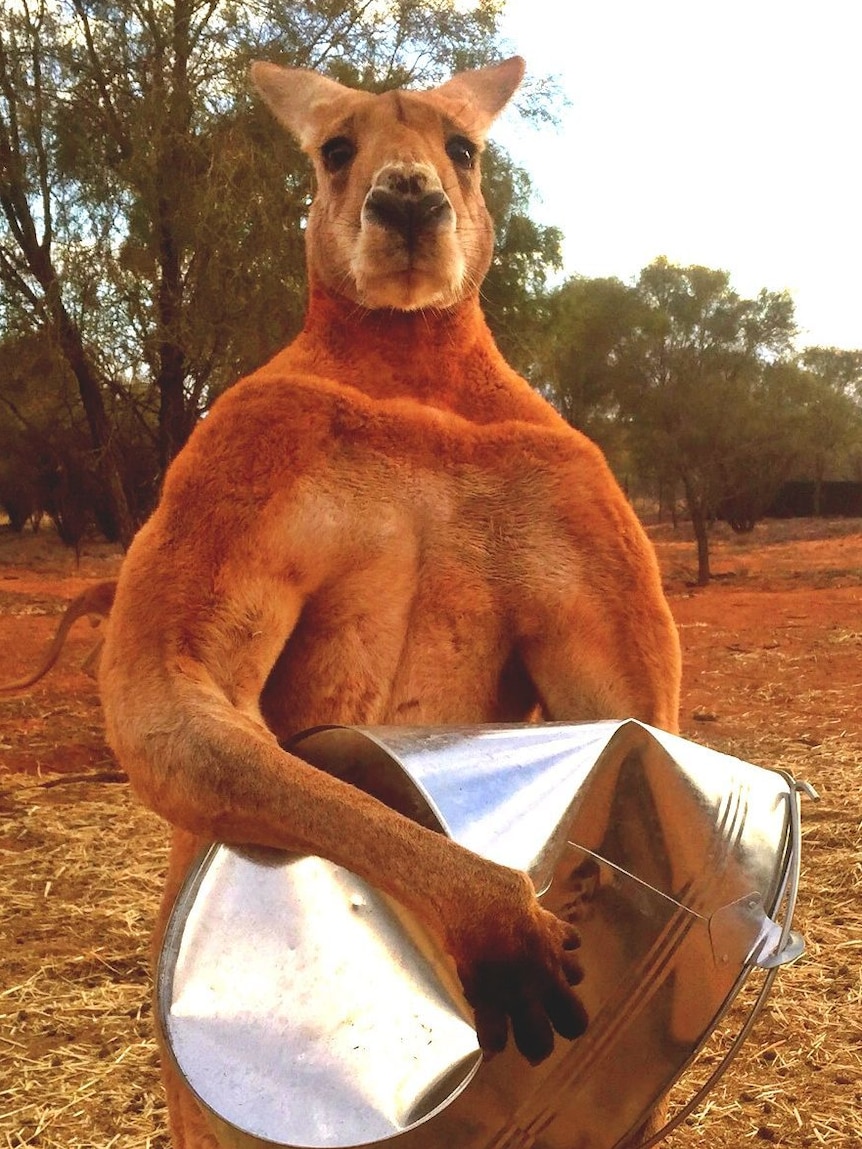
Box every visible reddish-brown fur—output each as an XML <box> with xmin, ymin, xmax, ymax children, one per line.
<box><xmin>98</xmin><ymin>57</ymin><xmax>681</xmax><ymax>1147</ymax></box>
<box><xmin>0</xmin><ymin>580</ymin><xmax>115</xmax><ymax>692</ymax></box>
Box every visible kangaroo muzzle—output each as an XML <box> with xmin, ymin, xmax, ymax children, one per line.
<box><xmin>363</xmin><ymin>163</ymin><xmax>455</xmax><ymax>248</ymax></box>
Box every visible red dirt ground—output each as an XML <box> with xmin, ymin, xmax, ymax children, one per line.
<box><xmin>1</xmin><ymin>517</ymin><xmax>860</xmax><ymax>1147</ymax></box>
<box><xmin>2</xmin><ymin>518</ymin><xmax>859</xmax><ymax>772</ymax></box>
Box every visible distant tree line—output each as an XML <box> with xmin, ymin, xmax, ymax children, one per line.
<box><xmin>2</xmin><ymin>1</ymin><xmax>861</xmax><ymax>584</ymax></box>
<box><xmin>536</xmin><ymin>261</ymin><xmax>862</xmax><ymax>582</ymax></box>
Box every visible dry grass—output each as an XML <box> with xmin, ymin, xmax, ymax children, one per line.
<box><xmin>2</xmin><ymin>735</ymin><xmax>859</xmax><ymax>1147</ymax></box>
<box><xmin>0</xmin><ymin>780</ymin><xmax>170</xmax><ymax>1147</ymax></box>
<box><xmin>1</xmin><ymin>521</ymin><xmax>860</xmax><ymax>1146</ymax></box>
<box><xmin>660</xmin><ymin>733</ymin><xmax>862</xmax><ymax>1146</ymax></box>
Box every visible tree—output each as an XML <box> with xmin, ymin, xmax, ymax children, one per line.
<box><xmin>0</xmin><ymin>332</ymin><xmax>94</xmax><ymax>542</ymax></box>
<box><xmin>615</xmin><ymin>259</ymin><xmax>800</xmax><ymax>583</ymax></box>
<box><xmin>2</xmin><ymin>0</ymin><xmax>559</xmax><ymax>540</ymax></box>
<box><xmin>709</xmin><ymin>360</ymin><xmax>811</xmax><ymax>532</ymax></box>
<box><xmin>0</xmin><ymin>0</ymin><xmax>137</xmax><ymax>544</ymax></box>
<box><xmin>535</xmin><ymin>275</ymin><xmax>643</xmax><ymax>470</ymax></box>
<box><xmin>793</xmin><ymin>348</ymin><xmax>862</xmax><ymax>508</ymax></box>
<box><xmin>480</xmin><ymin>145</ymin><xmax>562</xmax><ymax>374</ymax></box>
<box><xmin>537</xmin><ymin>259</ymin><xmax>803</xmax><ymax>583</ymax></box>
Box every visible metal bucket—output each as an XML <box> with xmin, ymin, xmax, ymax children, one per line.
<box><xmin>156</xmin><ymin>721</ymin><xmax>812</xmax><ymax>1149</ymax></box>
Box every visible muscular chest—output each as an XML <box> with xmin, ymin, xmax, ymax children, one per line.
<box><xmin>259</xmin><ymin>459</ymin><xmax>550</xmax><ymax>736</ymax></box>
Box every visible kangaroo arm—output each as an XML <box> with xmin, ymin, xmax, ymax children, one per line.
<box><xmin>104</xmin><ymin>632</ymin><xmax>502</xmax><ymax>951</ymax></box>
<box><xmin>104</xmin><ymin>648</ymin><xmax>586</xmax><ymax>1061</ymax></box>
<box><xmin>100</xmin><ymin>565</ymin><xmax>586</xmax><ymax>1065</ymax></box>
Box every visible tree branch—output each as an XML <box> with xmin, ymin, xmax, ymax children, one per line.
<box><xmin>71</xmin><ymin>0</ymin><xmax>133</xmax><ymax>163</ymax></box>
<box><xmin>0</xmin><ymin>242</ymin><xmax>43</xmax><ymax>310</ymax></box>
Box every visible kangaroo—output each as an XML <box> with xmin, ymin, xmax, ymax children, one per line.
<box><xmin>98</xmin><ymin>56</ymin><xmax>681</xmax><ymax>1147</ymax></box>
<box><xmin>0</xmin><ymin>580</ymin><xmax>116</xmax><ymax>692</ymax></box>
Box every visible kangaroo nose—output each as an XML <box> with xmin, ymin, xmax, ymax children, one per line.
<box><xmin>364</xmin><ymin>164</ymin><xmax>453</xmax><ymax>242</ymax></box>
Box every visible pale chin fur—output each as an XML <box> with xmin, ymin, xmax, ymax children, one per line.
<box><xmin>351</xmin><ymin>256</ymin><xmax>467</xmax><ymax>311</ymax></box>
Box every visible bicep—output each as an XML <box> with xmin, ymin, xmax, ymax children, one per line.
<box><xmin>104</xmin><ymin>512</ymin><xmax>308</xmax><ymax>721</ymax></box>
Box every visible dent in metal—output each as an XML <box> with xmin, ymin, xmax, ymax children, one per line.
<box><xmin>156</xmin><ymin>719</ymin><xmax>808</xmax><ymax>1149</ymax></box>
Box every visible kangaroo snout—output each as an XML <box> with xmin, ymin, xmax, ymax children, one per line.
<box><xmin>364</xmin><ymin>163</ymin><xmax>454</xmax><ymax>244</ymax></box>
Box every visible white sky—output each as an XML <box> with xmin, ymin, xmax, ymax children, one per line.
<box><xmin>494</xmin><ymin>0</ymin><xmax>861</xmax><ymax>351</ymax></box>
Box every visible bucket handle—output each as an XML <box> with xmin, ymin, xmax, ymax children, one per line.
<box><xmin>632</xmin><ymin>777</ymin><xmax>817</xmax><ymax>1149</ymax></box>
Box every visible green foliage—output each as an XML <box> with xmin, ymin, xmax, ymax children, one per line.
<box><xmin>4</xmin><ymin>2</ymin><xmax>860</xmax><ymax>570</ymax></box>
<box><xmin>790</xmin><ymin>348</ymin><xmax>862</xmax><ymax>493</ymax></box>
<box><xmin>615</xmin><ymin>260</ymin><xmax>801</xmax><ymax>550</ymax></box>
<box><xmin>539</xmin><ymin>257</ymin><xmax>862</xmax><ymax>583</ymax></box>
<box><xmin>0</xmin><ymin>330</ymin><xmax>159</xmax><ymax>543</ymax></box>
<box><xmin>1</xmin><ymin>0</ymin><xmax>558</xmax><ymax>539</ymax></box>
<box><xmin>533</xmin><ymin>275</ymin><xmax>641</xmax><ymax>464</ymax></box>
<box><xmin>480</xmin><ymin>144</ymin><xmax>563</xmax><ymax>373</ymax></box>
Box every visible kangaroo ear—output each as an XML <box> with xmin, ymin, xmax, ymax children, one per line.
<box><xmin>432</xmin><ymin>56</ymin><xmax>526</xmax><ymax>136</ymax></box>
<box><xmin>250</xmin><ymin>62</ymin><xmax>358</xmax><ymax>149</ymax></box>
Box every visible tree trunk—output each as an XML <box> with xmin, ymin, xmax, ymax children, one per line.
<box><xmin>682</xmin><ymin>475</ymin><xmax>711</xmax><ymax>585</ymax></box>
<box><xmin>692</xmin><ymin>507</ymin><xmax>711</xmax><ymax>585</ymax></box>
<box><xmin>154</xmin><ymin>0</ymin><xmax>196</xmax><ymax>472</ymax></box>
<box><xmin>156</xmin><ymin>302</ymin><xmax>190</xmax><ymax>472</ymax></box>
<box><xmin>46</xmin><ymin>282</ymin><xmax>138</xmax><ymax>549</ymax></box>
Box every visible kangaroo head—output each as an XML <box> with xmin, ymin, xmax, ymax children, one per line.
<box><xmin>251</xmin><ymin>57</ymin><xmax>525</xmax><ymax>312</ymax></box>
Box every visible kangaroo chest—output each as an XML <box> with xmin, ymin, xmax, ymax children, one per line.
<box><xmin>257</xmin><ymin>406</ymin><xmax>566</xmax><ymax>738</ymax></box>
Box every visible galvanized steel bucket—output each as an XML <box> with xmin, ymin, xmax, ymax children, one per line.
<box><xmin>156</xmin><ymin>721</ymin><xmax>812</xmax><ymax>1149</ymax></box>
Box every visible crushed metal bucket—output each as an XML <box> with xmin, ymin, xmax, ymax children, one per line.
<box><xmin>156</xmin><ymin>720</ymin><xmax>812</xmax><ymax>1149</ymax></box>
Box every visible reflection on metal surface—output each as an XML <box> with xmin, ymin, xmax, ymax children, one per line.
<box><xmin>156</xmin><ymin>721</ymin><xmax>810</xmax><ymax>1149</ymax></box>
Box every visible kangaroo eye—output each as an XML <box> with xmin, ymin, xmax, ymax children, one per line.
<box><xmin>321</xmin><ymin>136</ymin><xmax>356</xmax><ymax>173</ymax></box>
<box><xmin>446</xmin><ymin>135</ymin><xmax>477</xmax><ymax>170</ymax></box>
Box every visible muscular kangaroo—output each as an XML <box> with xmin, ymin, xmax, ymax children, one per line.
<box><xmin>98</xmin><ymin>56</ymin><xmax>681</xmax><ymax>1148</ymax></box>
